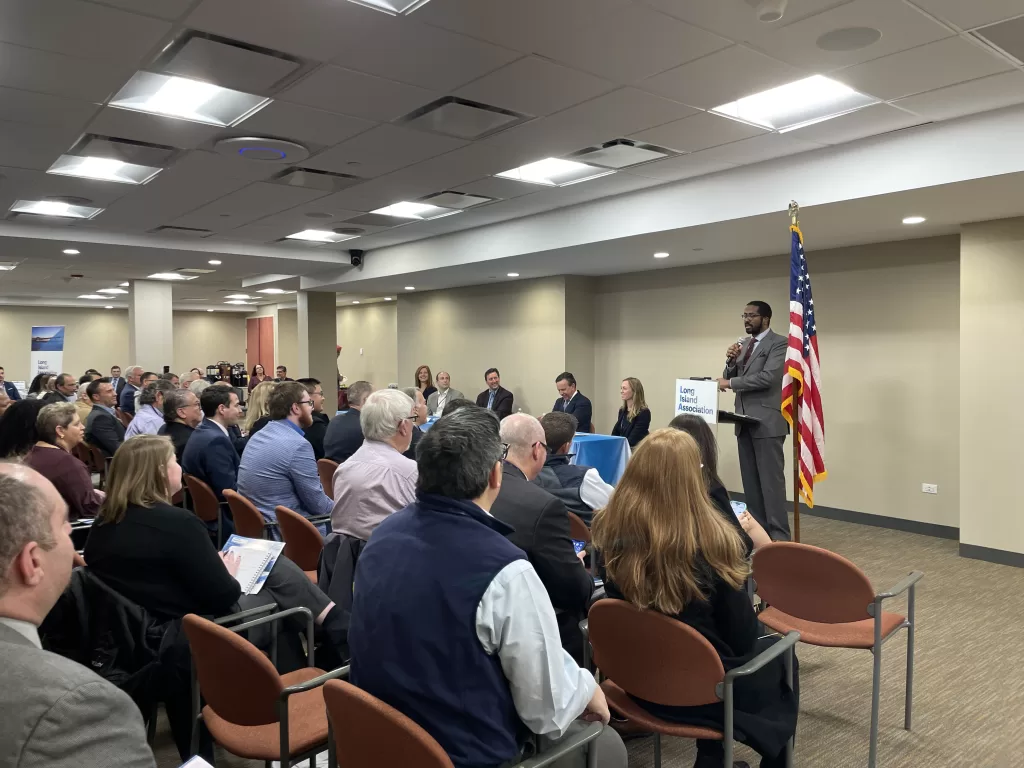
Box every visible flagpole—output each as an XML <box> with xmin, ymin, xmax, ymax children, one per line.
<box><xmin>788</xmin><ymin>200</ymin><xmax>802</xmax><ymax>543</ymax></box>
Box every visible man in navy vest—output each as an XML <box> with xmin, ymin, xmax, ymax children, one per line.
<box><xmin>535</xmin><ymin>412</ymin><xmax>614</xmax><ymax>526</ymax></box>
<box><xmin>552</xmin><ymin>372</ymin><xmax>592</xmax><ymax>433</ymax></box>
<box><xmin>348</xmin><ymin>407</ymin><xmax>626</xmax><ymax>768</ymax></box>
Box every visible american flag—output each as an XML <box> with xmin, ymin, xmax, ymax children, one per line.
<box><xmin>781</xmin><ymin>226</ymin><xmax>827</xmax><ymax>506</ymax></box>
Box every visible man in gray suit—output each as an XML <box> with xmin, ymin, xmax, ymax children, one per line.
<box><xmin>0</xmin><ymin>463</ymin><xmax>155</xmax><ymax>768</ymax></box>
<box><xmin>425</xmin><ymin>371</ymin><xmax>464</xmax><ymax>417</ymax></box>
<box><xmin>719</xmin><ymin>300</ymin><xmax>791</xmax><ymax>541</ymax></box>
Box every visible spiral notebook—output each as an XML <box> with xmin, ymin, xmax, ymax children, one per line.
<box><xmin>221</xmin><ymin>534</ymin><xmax>285</xmax><ymax>595</ymax></box>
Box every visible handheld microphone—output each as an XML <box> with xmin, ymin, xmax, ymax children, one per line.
<box><xmin>727</xmin><ymin>336</ymin><xmax>745</xmax><ymax>362</ymax></box>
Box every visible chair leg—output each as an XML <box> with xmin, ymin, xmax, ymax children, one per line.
<box><xmin>905</xmin><ymin>586</ymin><xmax>916</xmax><ymax>731</ymax></box>
<box><xmin>869</xmin><ymin>643</ymin><xmax>882</xmax><ymax>768</ymax></box>
<box><xmin>654</xmin><ymin>732</ymin><xmax>661</xmax><ymax>768</ymax></box>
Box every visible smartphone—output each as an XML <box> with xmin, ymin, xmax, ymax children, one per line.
<box><xmin>572</xmin><ymin>539</ymin><xmax>587</xmax><ymax>555</ymax></box>
<box><xmin>730</xmin><ymin>501</ymin><xmax>747</xmax><ymax>518</ymax></box>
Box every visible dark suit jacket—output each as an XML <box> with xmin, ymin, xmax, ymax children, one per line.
<box><xmin>403</xmin><ymin>424</ymin><xmax>424</xmax><ymax>460</ymax></box>
<box><xmin>158</xmin><ymin>421</ymin><xmax>194</xmax><ymax>464</ymax></box>
<box><xmin>110</xmin><ymin>376</ymin><xmax>125</xmax><ymax>397</ymax></box>
<box><xmin>475</xmin><ymin>386</ymin><xmax>514</xmax><ymax>420</ymax></box>
<box><xmin>552</xmin><ymin>392</ymin><xmax>593</xmax><ymax>432</ymax></box>
<box><xmin>85</xmin><ymin>405</ymin><xmax>126</xmax><ymax>458</ymax></box>
<box><xmin>2</xmin><ymin>381</ymin><xmax>20</xmax><ymax>400</ymax></box>
<box><xmin>118</xmin><ymin>384</ymin><xmax>138</xmax><ymax>415</ymax></box>
<box><xmin>489</xmin><ymin>462</ymin><xmax>594</xmax><ymax>659</ymax></box>
<box><xmin>324</xmin><ymin>408</ymin><xmax>364</xmax><ymax>463</ymax></box>
<box><xmin>303</xmin><ymin>412</ymin><xmax>330</xmax><ymax>460</ymax></box>
<box><xmin>611</xmin><ymin>406</ymin><xmax>651</xmax><ymax>447</ymax></box>
<box><xmin>181</xmin><ymin>419</ymin><xmax>239</xmax><ymax>500</ymax></box>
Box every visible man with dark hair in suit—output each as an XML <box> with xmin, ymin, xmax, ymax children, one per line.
<box><xmin>325</xmin><ymin>380</ymin><xmax>374</xmax><ymax>463</ymax></box>
<box><xmin>552</xmin><ymin>372</ymin><xmax>593</xmax><ymax>433</ymax></box>
<box><xmin>0</xmin><ymin>366</ymin><xmax>21</xmax><ymax>401</ymax></box>
<box><xmin>182</xmin><ymin>387</ymin><xmax>244</xmax><ymax>502</ymax></box>
<box><xmin>84</xmin><ymin>378</ymin><xmax>125</xmax><ymax>458</ymax></box>
<box><xmin>475</xmin><ymin>368</ymin><xmax>514</xmax><ymax>420</ymax></box>
<box><xmin>0</xmin><ymin>462</ymin><xmax>156</xmax><ymax>768</ymax></box>
<box><xmin>109</xmin><ymin>365</ymin><xmax>124</xmax><ymax>397</ymax></box>
<box><xmin>298</xmin><ymin>377</ymin><xmax>329</xmax><ymax>460</ymax></box>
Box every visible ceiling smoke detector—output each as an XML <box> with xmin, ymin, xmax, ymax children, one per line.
<box><xmin>333</xmin><ymin>227</ymin><xmax>366</xmax><ymax>236</ymax></box>
<box><xmin>755</xmin><ymin>0</ymin><xmax>787</xmax><ymax>23</ymax></box>
<box><xmin>213</xmin><ymin>137</ymin><xmax>309</xmax><ymax>163</ymax></box>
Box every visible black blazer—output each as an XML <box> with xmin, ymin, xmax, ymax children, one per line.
<box><xmin>85</xmin><ymin>405</ymin><xmax>126</xmax><ymax>458</ymax></box>
<box><xmin>303</xmin><ymin>412</ymin><xmax>330</xmax><ymax>460</ymax></box>
<box><xmin>489</xmin><ymin>462</ymin><xmax>594</xmax><ymax>660</ymax></box>
<box><xmin>158</xmin><ymin>421</ymin><xmax>194</xmax><ymax>464</ymax></box>
<box><xmin>324</xmin><ymin>408</ymin><xmax>364</xmax><ymax>463</ymax></box>
<box><xmin>552</xmin><ymin>392</ymin><xmax>592</xmax><ymax>432</ymax></box>
<box><xmin>475</xmin><ymin>386</ymin><xmax>514</xmax><ymax>420</ymax></box>
<box><xmin>611</xmin><ymin>406</ymin><xmax>651</xmax><ymax>447</ymax></box>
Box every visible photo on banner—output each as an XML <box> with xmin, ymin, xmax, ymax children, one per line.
<box><xmin>30</xmin><ymin>325</ymin><xmax>64</xmax><ymax>377</ymax></box>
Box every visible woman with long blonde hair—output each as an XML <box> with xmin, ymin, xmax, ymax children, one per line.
<box><xmin>592</xmin><ymin>428</ymin><xmax>797</xmax><ymax>768</ymax></box>
<box><xmin>244</xmin><ymin>379</ymin><xmax>276</xmax><ymax>435</ymax></box>
<box><xmin>610</xmin><ymin>376</ymin><xmax>651</xmax><ymax>446</ymax></box>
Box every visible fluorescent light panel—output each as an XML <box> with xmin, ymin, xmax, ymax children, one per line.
<box><xmin>257</xmin><ymin>288</ymin><xmax>293</xmax><ymax>295</ymax></box>
<box><xmin>495</xmin><ymin>158</ymin><xmax>614</xmax><ymax>187</ymax></box>
<box><xmin>47</xmin><ymin>155</ymin><xmax>162</xmax><ymax>185</ymax></box>
<box><xmin>147</xmin><ymin>273</ymin><xmax>196</xmax><ymax>281</ymax></box>
<box><xmin>78</xmin><ymin>294</ymin><xmax>106</xmax><ymax>299</ymax></box>
<box><xmin>224</xmin><ymin>293</ymin><xmax>253</xmax><ymax>299</ymax></box>
<box><xmin>110</xmin><ymin>72</ymin><xmax>269</xmax><ymax>127</ymax></box>
<box><xmin>343</xmin><ymin>0</ymin><xmax>433</xmax><ymax>16</ymax></box>
<box><xmin>97</xmin><ymin>288</ymin><xmax>129</xmax><ymax>294</ymax></box>
<box><xmin>224</xmin><ymin>300</ymin><xmax>252</xmax><ymax>305</ymax></box>
<box><xmin>285</xmin><ymin>229</ymin><xmax>358</xmax><ymax>243</ymax></box>
<box><xmin>11</xmin><ymin>200</ymin><xmax>103</xmax><ymax>219</ymax></box>
<box><xmin>711</xmin><ymin>75</ymin><xmax>878</xmax><ymax>133</ymax></box>
<box><xmin>370</xmin><ymin>202</ymin><xmax>459</xmax><ymax>220</ymax></box>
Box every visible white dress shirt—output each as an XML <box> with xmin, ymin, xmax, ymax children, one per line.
<box><xmin>434</xmin><ymin>388</ymin><xmax>449</xmax><ymax>416</ymax></box>
<box><xmin>0</xmin><ymin>617</ymin><xmax>41</xmax><ymax>648</ymax></box>
<box><xmin>579</xmin><ymin>468</ymin><xmax>614</xmax><ymax>511</ymax></box>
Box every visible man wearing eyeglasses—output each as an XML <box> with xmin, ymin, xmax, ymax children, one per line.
<box><xmin>718</xmin><ymin>300</ymin><xmax>791</xmax><ymax>541</ymax></box>
<box><xmin>238</xmin><ymin>381</ymin><xmax>333</xmax><ymax>535</ymax></box>
<box><xmin>489</xmin><ymin>413</ymin><xmax>594</xmax><ymax>662</ymax></box>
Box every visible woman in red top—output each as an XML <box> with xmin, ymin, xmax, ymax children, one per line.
<box><xmin>248</xmin><ymin>363</ymin><xmax>269</xmax><ymax>392</ymax></box>
<box><xmin>24</xmin><ymin>402</ymin><xmax>103</xmax><ymax>521</ymax></box>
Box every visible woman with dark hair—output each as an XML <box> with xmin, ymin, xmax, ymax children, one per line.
<box><xmin>248</xmin><ymin>363</ymin><xmax>268</xmax><ymax>392</ymax></box>
<box><xmin>610</xmin><ymin>377</ymin><xmax>651</xmax><ymax>447</ymax></box>
<box><xmin>414</xmin><ymin>364</ymin><xmax>437</xmax><ymax>401</ymax></box>
<box><xmin>0</xmin><ymin>398</ymin><xmax>47</xmax><ymax>458</ymax></box>
<box><xmin>26</xmin><ymin>372</ymin><xmax>52</xmax><ymax>399</ymax></box>
<box><xmin>668</xmin><ymin>413</ymin><xmax>770</xmax><ymax>553</ymax></box>
<box><xmin>592</xmin><ymin>428</ymin><xmax>798</xmax><ymax>768</ymax></box>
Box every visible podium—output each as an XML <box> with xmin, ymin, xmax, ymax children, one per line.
<box><xmin>718</xmin><ymin>410</ymin><xmax>761</xmax><ymax>428</ymax></box>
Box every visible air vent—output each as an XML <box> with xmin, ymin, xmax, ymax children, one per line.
<box><xmin>568</xmin><ymin>139</ymin><xmax>680</xmax><ymax>169</ymax></box>
<box><xmin>271</xmin><ymin>167</ymin><xmax>364</xmax><ymax>192</ymax></box>
<box><xmin>973</xmin><ymin>17</ymin><xmax>1024</xmax><ymax>65</ymax></box>
<box><xmin>148</xmin><ymin>225</ymin><xmax>214</xmax><ymax>238</ymax></box>
<box><xmin>176</xmin><ymin>267</ymin><xmax>217</xmax><ymax>275</ymax></box>
<box><xmin>399</xmin><ymin>97</ymin><xmax>530</xmax><ymax>140</ymax></box>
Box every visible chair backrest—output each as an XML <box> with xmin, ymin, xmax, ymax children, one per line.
<box><xmin>182</xmin><ymin>613</ymin><xmax>283</xmax><ymax>726</ymax></box>
<box><xmin>589</xmin><ymin>599</ymin><xmax>724</xmax><ymax>707</ymax></box>
<box><xmin>276</xmin><ymin>505</ymin><xmax>325</xmax><ymax>571</ymax></box>
<box><xmin>185</xmin><ymin>474</ymin><xmax>220</xmax><ymax>523</ymax></box>
<box><xmin>86</xmin><ymin>443</ymin><xmax>107</xmax><ymax>474</ymax></box>
<box><xmin>753</xmin><ymin>542</ymin><xmax>875</xmax><ymax>624</ymax></box>
<box><xmin>116</xmin><ymin>408</ymin><xmax>131</xmax><ymax>427</ymax></box>
<box><xmin>317</xmin><ymin>458</ymin><xmax>338</xmax><ymax>500</ymax></box>
<box><xmin>323</xmin><ymin>679</ymin><xmax>454</xmax><ymax>768</ymax></box>
<box><xmin>223</xmin><ymin>489</ymin><xmax>267</xmax><ymax>539</ymax></box>
<box><xmin>567</xmin><ymin>511</ymin><xmax>591</xmax><ymax>544</ymax></box>
<box><xmin>71</xmin><ymin>442</ymin><xmax>91</xmax><ymax>465</ymax></box>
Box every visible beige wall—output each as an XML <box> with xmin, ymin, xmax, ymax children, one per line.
<box><xmin>396</xmin><ymin>277</ymin><xmax>567</xmax><ymax>414</ymax></box>
<box><xmin>337</xmin><ymin>302</ymin><xmax>398</xmax><ymax>387</ymax></box>
<box><xmin>960</xmin><ymin>219</ymin><xmax>1024</xmax><ymax>553</ymax></box>
<box><xmin>592</xmin><ymin>236</ymin><xmax>961</xmax><ymax>529</ymax></box>
<box><xmin>277</xmin><ymin>308</ymin><xmax>298</xmax><ymax>377</ymax></box>
<box><xmin>564</xmin><ymin>277</ymin><xmax>597</xmax><ymax>400</ymax></box>
<box><xmin>172</xmin><ymin>311</ymin><xmax>247</xmax><ymax>374</ymax></box>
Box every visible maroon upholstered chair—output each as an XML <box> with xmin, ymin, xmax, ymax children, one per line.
<box><xmin>317</xmin><ymin>459</ymin><xmax>338</xmax><ymax>500</ymax></box>
<box><xmin>223</xmin><ymin>489</ymin><xmax>273</xmax><ymax>539</ymax></box>
<box><xmin>276</xmin><ymin>505</ymin><xmax>324</xmax><ymax>584</ymax></box>
<box><xmin>184</xmin><ymin>474</ymin><xmax>227</xmax><ymax>547</ymax></box>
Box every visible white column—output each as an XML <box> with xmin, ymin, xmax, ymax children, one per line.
<box><xmin>297</xmin><ymin>290</ymin><xmax>338</xmax><ymax>394</ymax></box>
<box><xmin>128</xmin><ymin>280</ymin><xmax>174</xmax><ymax>372</ymax></box>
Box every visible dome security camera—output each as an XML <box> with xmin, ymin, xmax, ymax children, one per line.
<box><xmin>757</xmin><ymin>0</ymin><xmax>788</xmax><ymax>22</ymax></box>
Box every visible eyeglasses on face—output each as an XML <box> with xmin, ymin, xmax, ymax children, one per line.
<box><xmin>297</xmin><ymin>399</ymin><xmax>314</xmax><ymax>407</ymax></box>
<box><xmin>741</xmin><ymin>313</ymin><xmax>761</xmax><ymax>320</ymax></box>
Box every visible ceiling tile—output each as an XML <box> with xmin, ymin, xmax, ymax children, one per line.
<box><xmin>87</xmin><ymin>0</ymin><xmax>197</xmax><ymax>21</ymax></box>
<box><xmin>454</xmin><ymin>56</ymin><xmax>617</xmax><ymax>117</ymax></box>
<box><xmin>280</xmin><ymin>66</ymin><xmax>440</xmax><ymax>123</ymax></box>
<box><xmin>693</xmin><ymin>133</ymin><xmax>827</xmax><ymax>166</ymax></box>
<box><xmin>785</xmin><ymin>103</ymin><xmax>928</xmax><ymax>144</ymax></box>
<box><xmin>172</xmin><ymin>181</ymin><xmax>329</xmax><ymax>231</ymax></box>
<box><xmin>251</xmin><ymin>201</ymin><xmax>365</xmax><ymax>231</ymax></box>
<box><xmin>304</xmin><ymin>123</ymin><xmax>468</xmax><ymax>178</ymax></box>
<box><xmin>634</xmin><ymin>112</ymin><xmax>768</xmax><ymax>153</ymax></box>
<box><xmin>0</xmin><ymin>118</ymin><xmax>84</xmax><ymax>171</ymax></box>
<box><xmin>0</xmin><ymin>87</ymin><xmax>98</xmax><ymax>129</ymax></box>
<box><xmin>369</xmin><ymin>144</ymin><xmax>514</xmax><ymax>201</ymax></box>
<box><xmin>0</xmin><ymin>41</ymin><xmax>131</xmax><ymax>102</ymax></box>
<box><xmin>454</xmin><ymin>176</ymin><xmax>539</xmax><ymax>200</ymax></box>
<box><xmin>893</xmin><ymin>70</ymin><xmax>1024</xmax><ymax>121</ymax></box>
<box><xmin>750</xmin><ymin>0</ymin><xmax>953</xmax><ymax>71</ymax></box>
<box><xmin>641</xmin><ymin>0</ymin><xmax>857</xmax><ymax>42</ymax></box>
<box><xmin>908</xmin><ymin>0</ymin><xmax>1024</xmax><ymax>30</ymax></box>
<box><xmin>86</xmin><ymin>107</ymin><xmax>223</xmax><ymax>150</ymax></box>
<box><xmin>232</xmin><ymin>101</ymin><xmax>376</xmax><ymax>149</ymax></box>
<box><xmin>516</xmin><ymin>172</ymin><xmax>666</xmax><ymax>209</ymax></box>
<box><xmin>607</xmin><ymin>152</ymin><xmax>737</xmax><ymax>181</ymax></box>
<box><xmin>532</xmin><ymin>5</ymin><xmax>731</xmax><ymax>83</ymax></box>
<box><xmin>639</xmin><ymin>45</ymin><xmax>806</xmax><ymax>110</ymax></box>
<box><xmin>0</xmin><ymin>0</ymin><xmax>171</xmax><ymax>63</ymax></box>
<box><xmin>835</xmin><ymin>36</ymin><xmax>1012</xmax><ymax>100</ymax></box>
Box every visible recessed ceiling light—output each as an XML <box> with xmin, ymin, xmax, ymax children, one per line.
<box><xmin>119</xmin><ymin>282</ymin><xmax>129</xmax><ymax>287</ymax></box>
<box><xmin>495</xmin><ymin>158</ymin><xmax>614</xmax><ymax>187</ymax></box>
<box><xmin>902</xmin><ymin>216</ymin><xmax>926</xmax><ymax>224</ymax></box>
<box><xmin>404</xmin><ymin>286</ymin><xmax>415</xmax><ymax>291</ymax></box>
<box><xmin>711</xmin><ymin>75</ymin><xmax>877</xmax><ymax>133</ymax></box>
<box><xmin>352</xmin><ymin>300</ymin><xmax>360</xmax><ymax>304</ymax></box>
<box><xmin>507</xmin><ymin>272</ymin><xmax>520</xmax><ymax>277</ymax></box>
<box><xmin>342</xmin><ymin>0</ymin><xmax>433</xmax><ymax>15</ymax></box>
<box><xmin>97</xmin><ymin>288</ymin><xmax>129</xmax><ymax>295</ymax></box>
<box><xmin>147</xmin><ymin>272</ymin><xmax>196</xmax><ymax>281</ymax></box>
<box><xmin>104</xmin><ymin>305</ymin><xmax>114</xmax><ymax>309</ymax></box>
<box><xmin>224</xmin><ymin>300</ymin><xmax>251</xmax><ymax>305</ymax></box>
<box><xmin>109</xmin><ymin>72</ymin><xmax>269</xmax><ymax>127</ymax></box>
<box><xmin>63</xmin><ymin>249</ymin><xmax>80</xmax><ymax>255</ymax></box>
<box><xmin>47</xmin><ymin>154</ymin><xmax>162</xmax><ymax>185</ymax></box>
<box><xmin>384</xmin><ymin>297</ymin><xmax>393</xmax><ymax>301</ymax></box>
<box><xmin>0</xmin><ymin>265</ymin><xmax>16</xmax><ymax>271</ymax></box>
<box><xmin>257</xmin><ymin>288</ymin><xmax>292</xmax><ymax>295</ymax></box>
<box><xmin>78</xmin><ymin>294</ymin><xmax>106</xmax><ymax>300</ymax></box>
<box><xmin>285</xmin><ymin>229</ymin><xmax>359</xmax><ymax>243</ymax></box>
<box><xmin>11</xmin><ymin>200</ymin><xmax>103</xmax><ymax>219</ymax></box>
<box><xmin>207</xmin><ymin>309</ymin><xmax>215</xmax><ymax>312</ymax></box>
<box><xmin>370</xmin><ymin>202</ymin><xmax>459</xmax><ymax>220</ymax></box>
<box><xmin>653</xmin><ymin>252</ymin><xmax>669</xmax><ymax>259</ymax></box>
<box><xmin>224</xmin><ymin>293</ymin><xmax>253</xmax><ymax>300</ymax></box>
<box><xmin>208</xmin><ymin>259</ymin><xmax>222</xmax><ymax>265</ymax></box>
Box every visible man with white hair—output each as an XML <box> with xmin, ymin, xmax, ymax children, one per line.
<box><xmin>490</xmin><ymin>413</ymin><xmax>594</xmax><ymax>661</ymax></box>
<box><xmin>179</xmin><ymin>370</ymin><xmax>200</xmax><ymax>389</ymax></box>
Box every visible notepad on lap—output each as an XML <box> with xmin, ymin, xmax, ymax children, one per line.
<box><xmin>221</xmin><ymin>534</ymin><xmax>285</xmax><ymax>595</ymax></box>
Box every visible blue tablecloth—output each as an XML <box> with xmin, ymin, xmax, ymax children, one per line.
<box><xmin>569</xmin><ymin>433</ymin><xmax>631</xmax><ymax>486</ymax></box>
<box><xmin>420</xmin><ymin>416</ymin><xmax>440</xmax><ymax>432</ymax></box>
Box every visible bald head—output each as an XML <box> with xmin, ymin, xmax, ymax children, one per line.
<box><xmin>499</xmin><ymin>413</ymin><xmax>547</xmax><ymax>480</ymax></box>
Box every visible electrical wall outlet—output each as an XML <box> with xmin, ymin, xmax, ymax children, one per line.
<box><xmin>359</xmin><ymin>348</ymin><xmax>363</xmax><ymax>355</ymax></box>
<box><xmin>922</xmin><ymin>483</ymin><xmax>938</xmax><ymax>494</ymax></box>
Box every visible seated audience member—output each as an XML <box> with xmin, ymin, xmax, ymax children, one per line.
<box><xmin>248</xmin><ymin>363</ymin><xmax>269</xmax><ymax>391</ymax></box>
<box><xmin>158</xmin><ymin>389</ymin><xmax>202</xmax><ymax>464</ymax></box>
<box><xmin>475</xmin><ymin>367</ymin><xmax>514</xmax><ymax>420</ymax></box>
<box><xmin>491</xmin><ymin>413</ymin><xmax>594</xmax><ymax>660</ymax></box>
<box><xmin>535</xmin><ymin>412</ymin><xmax>613</xmax><ymax>525</ymax></box>
<box><xmin>348</xmin><ymin>408</ymin><xmax>626</xmax><ymax>768</ymax></box>
<box><xmin>25</xmin><ymin>403</ymin><xmax>103</xmax><ymax>521</ymax></box>
<box><xmin>0</xmin><ymin>365</ymin><xmax>22</xmax><ymax>400</ymax></box>
<box><xmin>593</xmin><ymin>429</ymin><xmax>798</xmax><ymax>768</ymax></box>
<box><xmin>74</xmin><ymin>383</ymin><xmax>93</xmax><ymax>424</ymax></box>
<box><xmin>426</xmin><ymin>370</ymin><xmax>463</xmax><ymax>416</ymax></box>
<box><xmin>324</xmin><ymin>380</ymin><xmax>373</xmax><ymax>463</ymax></box>
<box><xmin>159</xmin><ymin>372</ymin><xmax>179</xmax><ymax>388</ymax></box>
<box><xmin>668</xmin><ymin>414</ymin><xmax>770</xmax><ymax>553</ymax></box>
<box><xmin>275</xmin><ymin>365</ymin><xmax>293</xmax><ymax>382</ymax></box>
<box><xmin>208</xmin><ymin>382</ymin><xmax>246</xmax><ymax>453</ymax></box>
<box><xmin>331</xmin><ymin>389</ymin><xmax>418</xmax><ymax>540</ymax></box>
<box><xmin>0</xmin><ymin>399</ymin><xmax>48</xmax><ymax>459</ymax></box>
<box><xmin>189</xmin><ymin>367</ymin><xmax>203</xmax><ymax>377</ymax></box>
<box><xmin>40</xmin><ymin>373</ymin><xmax>77</xmax><ymax>405</ymax></box>
<box><xmin>552</xmin><ymin>372</ymin><xmax>593</xmax><ymax>433</ymax></box>
<box><xmin>441</xmin><ymin>397</ymin><xmax>476</xmax><ymax>417</ymax></box>
<box><xmin>182</xmin><ymin>387</ymin><xmax>243</xmax><ymax>501</ymax></box>
<box><xmin>238</xmin><ymin>382</ymin><xmax>333</xmax><ymax>530</ymax></box>
<box><xmin>0</xmin><ymin>463</ymin><xmax>156</xmax><ymax>768</ymax></box>
<box><xmin>611</xmin><ymin>376</ymin><xmax>651</xmax><ymax>447</ymax></box>
<box><xmin>178</xmin><ymin>370</ymin><xmax>199</xmax><ymax>390</ymax></box>
<box><xmin>117</xmin><ymin>366</ymin><xmax>143</xmax><ymax>415</ymax></box>
<box><xmin>414</xmin><ymin>364</ymin><xmax>437</xmax><ymax>401</ymax></box>
<box><xmin>85</xmin><ymin>378</ymin><xmax>125</xmax><ymax>458</ymax></box>
<box><xmin>298</xmin><ymin>378</ymin><xmax>329</xmax><ymax>460</ymax></box>
<box><xmin>124</xmin><ymin>380</ymin><xmax>176</xmax><ymax>439</ymax></box>
<box><xmin>133</xmin><ymin>371</ymin><xmax>159</xmax><ymax>413</ymax></box>
<box><xmin>188</xmin><ymin>378</ymin><xmax>210</xmax><ymax>397</ymax></box>
<box><xmin>244</xmin><ymin>380</ymin><xmax>275</xmax><ymax>437</ymax></box>
<box><xmin>0</xmin><ymin>389</ymin><xmax>9</xmax><ymax>420</ymax></box>
<box><xmin>400</xmin><ymin>386</ymin><xmax>428</xmax><ymax>460</ymax></box>
<box><xmin>26</xmin><ymin>373</ymin><xmax>51</xmax><ymax>400</ymax></box>
<box><xmin>82</xmin><ymin>436</ymin><xmax>346</xmax><ymax>651</ymax></box>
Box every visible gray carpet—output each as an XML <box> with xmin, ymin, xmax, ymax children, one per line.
<box><xmin>152</xmin><ymin>514</ymin><xmax>1024</xmax><ymax>767</ymax></box>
